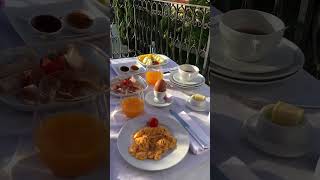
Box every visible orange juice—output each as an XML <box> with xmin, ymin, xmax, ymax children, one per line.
<box><xmin>146</xmin><ymin>71</ymin><xmax>163</xmax><ymax>85</ymax></box>
<box><xmin>35</xmin><ymin>112</ymin><xmax>107</xmax><ymax>177</ymax></box>
<box><xmin>121</xmin><ymin>97</ymin><xmax>144</xmax><ymax>118</ymax></box>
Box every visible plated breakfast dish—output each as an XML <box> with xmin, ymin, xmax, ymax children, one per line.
<box><xmin>129</xmin><ymin>117</ymin><xmax>177</xmax><ymax>160</ymax></box>
<box><xmin>0</xmin><ymin>44</ymin><xmax>103</xmax><ymax>106</ymax></box>
<box><xmin>110</xmin><ymin>75</ymin><xmax>147</xmax><ymax>96</ymax></box>
<box><xmin>117</xmin><ymin>114</ymin><xmax>189</xmax><ymax>171</ymax></box>
<box><xmin>137</xmin><ymin>54</ymin><xmax>167</xmax><ymax>66</ymax></box>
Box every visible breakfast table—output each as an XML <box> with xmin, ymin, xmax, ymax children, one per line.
<box><xmin>0</xmin><ymin>0</ymin><xmax>112</xmax><ymax>179</ymax></box>
<box><xmin>211</xmin><ymin>5</ymin><xmax>320</xmax><ymax>180</ymax></box>
<box><xmin>109</xmin><ymin>57</ymin><xmax>211</xmax><ymax>180</ymax></box>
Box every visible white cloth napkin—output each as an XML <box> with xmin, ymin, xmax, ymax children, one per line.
<box><xmin>173</xmin><ymin>110</ymin><xmax>210</xmax><ymax>155</ymax></box>
<box><xmin>219</xmin><ymin>157</ymin><xmax>260</xmax><ymax>180</ymax></box>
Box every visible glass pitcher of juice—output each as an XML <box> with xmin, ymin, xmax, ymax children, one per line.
<box><xmin>145</xmin><ymin>66</ymin><xmax>163</xmax><ymax>86</ymax></box>
<box><xmin>120</xmin><ymin>93</ymin><xmax>144</xmax><ymax>118</ymax></box>
<box><xmin>33</xmin><ymin>98</ymin><xmax>107</xmax><ymax>177</ymax></box>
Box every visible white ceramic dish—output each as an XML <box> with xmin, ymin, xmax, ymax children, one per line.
<box><xmin>4</xmin><ymin>0</ymin><xmax>109</xmax><ymax>45</ymax></box>
<box><xmin>64</xmin><ymin>10</ymin><xmax>96</xmax><ymax>34</ymax></box>
<box><xmin>145</xmin><ymin>91</ymin><xmax>173</xmax><ymax>107</ymax></box>
<box><xmin>169</xmin><ymin>72</ymin><xmax>205</xmax><ymax>89</ymax></box>
<box><xmin>211</xmin><ymin>33</ymin><xmax>304</xmax><ymax>75</ymax></box>
<box><xmin>186</xmin><ymin>97</ymin><xmax>208</xmax><ymax>112</ymax></box>
<box><xmin>172</xmin><ymin>71</ymin><xmax>206</xmax><ymax>86</ymax></box>
<box><xmin>0</xmin><ymin>42</ymin><xmax>109</xmax><ymax>111</ymax></box>
<box><xmin>136</xmin><ymin>54</ymin><xmax>170</xmax><ymax>67</ymax></box>
<box><xmin>110</xmin><ymin>75</ymin><xmax>148</xmax><ymax>97</ymax></box>
<box><xmin>110</xmin><ymin>60</ymin><xmax>146</xmax><ymax>76</ymax></box>
<box><xmin>117</xmin><ymin>113</ymin><xmax>190</xmax><ymax>171</ymax></box>
<box><xmin>211</xmin><ymin>69</ymin><xmax>299</xmax><ymax>86</ymax></box>
<box><xmin>178</xmin><ymin>64</ymin><xmax>199</xmax><ymax>82</ymax></box>
<box><xmin>219</xmin><ymin>9</ymin><xmax>285</xmax><ymax>62</ymax></box>
<box><xmin>29</xmin><ymin>14</ymin><xmax>63</xmax><ymax>36</ymax></box>
<box><xmin>242</xmin><ymin>114</ymin><xmax>312</xmax><ymax>157</ymax></box>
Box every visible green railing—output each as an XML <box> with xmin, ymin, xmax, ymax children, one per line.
<box><xmin>111</xmin><ymin>0</ymin><xmax>210</xmax><ymax>75</ymax></box>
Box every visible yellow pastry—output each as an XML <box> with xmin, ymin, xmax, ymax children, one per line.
<box><xmin>271</xmin><ymin>101</ymin><xmax>304</xmax><ymax>126</ymax></box>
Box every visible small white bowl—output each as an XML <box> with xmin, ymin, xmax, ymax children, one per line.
<box><xmin>29</xmin><ymin>14</ymin><xmax>63</xmax><ymax>36</ymax></box>
<box><xmin>64</xmin><ymin>10</ymin><xmax>95</xmax><ymax>34</ymax></box>
<box><xmin>256</xmin><ymin>104</ymin><xmax>312</xmax><ymax>146</ymax></box>
<box><xmin>189</xmin><ymin>96</ymin><xmax>206</xmax><ymax>107</ymax></box>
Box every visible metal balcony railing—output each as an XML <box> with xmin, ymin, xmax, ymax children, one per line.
<box><xmin>111</xmin><ymin>0</ymin><xmax>210</xmax><ymax>75</ymax></box>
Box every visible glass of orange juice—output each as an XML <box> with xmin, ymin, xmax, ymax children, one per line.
<box><xmin>120</xmin><ymin>92</ymin><xmax>144</xmax><ymax>119</ymax></box>
<box><xmin>145</xmin><ymin>66</ymin><xmax>163</xmax><ymax>86</ymax></box>
<box><xmin>33</xmin><ymin>97</ymin><xmax>107</xmax><ymax>177</ymax></box>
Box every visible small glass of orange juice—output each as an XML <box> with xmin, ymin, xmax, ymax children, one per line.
<box><xmin>33</xmin><ymin>97</ymin><xmax>107</xmax><ymax>177</ymax></box>
<box><xmin>145</xmin><ymin>66</ymin><xmax>163</xmax><ymax>86</ymax></box>
<box><xmin>120</xmin><ymin>93</ymin><xmax>144</xmax><ymax>119</ymax></box>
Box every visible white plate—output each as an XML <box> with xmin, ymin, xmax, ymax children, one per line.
<box><xmin>169</xmin><ymin>74</ymin><xmax>204</xmax><ymax>89</ymax></box>
<box><xmin>136</xmin><ymin>54</ymin><xmax>170</xmax><ymax>67</ymax></box>
<box><xmin>211</xmin><ymin>69</ymin><xmax>299</xmax><ymax>85</ymax></box>
<box><xmin>211</xmin><ymin>38</ymin><xmax>304</xmax><ymax>81</ymax></box>
<box><xmin>186</xmin><ymin>97</ymin><xmax>208</xmax><ymax>112</ymax></box>
<box><xmin>110</xmin><ymin>75</ymin><xmax>148</xmax><ymax>97</ymax></box>
<box><xmin>145</xmin><ymin>91</ymin><xmax>173</xmax><ymax>107</ymax></box>
<box><xmin>111</xmin><ymin>60</ymin><xmax>146</xmax><ymax>76</ymax></box>
<box><xmin>117</xmin><ymin>113</ymin><xmax>190</xmax><ymax>171</ymax></box>
<box><xmin>0</xmin><ymin>42</ymin><xmax>109</xmax><ymax>111</ymax></box>
<box><xmin>242</xmin><ymin>114</ymin><xmax>311</xmax><ymax>158</ymax></box>
<box><xmin>211</xmin><ymin>32</ymin><xmax>297</xmax><ymax>74</ymax></box>
<box><xmin>172</xmin><ymin>71</ymin><xmax>206</xmax><ymax>86</ymax></box>
<box><xmin>3</xmin><ymin>0</ymin><xmax>109</xmax><ymax>45</ymax></box>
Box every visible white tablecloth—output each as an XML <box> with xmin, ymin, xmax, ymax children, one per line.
<box><xmin>110</xmin><ymin>57</ymin><xmax>211</xmax><ymax>180</ymax></box>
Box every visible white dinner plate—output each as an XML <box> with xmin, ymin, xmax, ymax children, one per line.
<box><xmin>136</xmin><ymin>54</ymin><xmax>170</xmax><ymax>67</ymax></box>
<box><xmin>241</xmin><ymin>114</ymin><xmax>311</xmax><ymax>158</ymax></box>
<box><xmin>172</xmin><ymin>71</ymin><xmax>206</xmax><ymax>86</ymax></box>
<box><xmin>210</xmin><ymin>38</ymin><xmax>304</xmax><ymax>81</ymax></box>
<box><xmin>145</xmin><ymin>91</ymin><xmax>173</xmax><ymax>108</ymax></box>
<box><xmin>117</xmin><ymin>113</ymin><xmax>190</xmax><ymax>171</ymax></box>
<box><xmin>169</xmin><ymin>72</ymin><xmax>205</xmax><ymax>89</ymax></box>
<box><xmin>211</xmin><ymin>33</ymin><xmax>297</xmax><ymax>74</ymax></box>
<box><xmin>211</xmin><ymin>69</ymin><xmax>299</xmax><ymax>85</ymax></box>
<box><xmin>0</xmin><ymin>42</ymin><xmax>109</xmax><ymax>111</ymax></box>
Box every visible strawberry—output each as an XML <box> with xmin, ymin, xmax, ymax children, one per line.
<box><xmin>147</xmin><ymin>117</ymin><xmax>158</xmax><ymax>127</ymax></box>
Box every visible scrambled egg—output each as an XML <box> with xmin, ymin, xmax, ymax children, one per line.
<box><xmin>128</xmin><ymin>126</ymin><xmax>177</xmax><ymax>160</ymax></box>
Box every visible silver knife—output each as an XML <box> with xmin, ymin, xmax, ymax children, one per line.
<box><xmin>169</xmin><ymin>109</ymin><xmax>209</xmax><ymax>150</ymax></box>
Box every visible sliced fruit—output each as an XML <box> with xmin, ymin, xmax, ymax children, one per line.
<box><xmin>271</xmin><ymin>101</ymin><xmax>305</xmax><ymax>126</ymax></box>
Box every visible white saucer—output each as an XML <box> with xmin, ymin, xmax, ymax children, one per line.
<box><xmin>186</xmin><ymin>97</ymin><xmax>208</xmax><ymax>112</ymax></box>
<box><xmin>169</xmin><ymin>72</ymin><xmax>205</xmax><ymax>89</ymax></box>
<box><xmin>172</xmin><ymin>71</ymin><xmax>206</xmax><ymax>86</ymax></box>
<box><xmin>241</xmin><ymin>114</ymin><xmax>311</xmax><ymax>158</ymax></box>
<box><xmin>145</xmin><ymin>91</ymin><xmax>173</xmax><ymax>107</ymax></box>
<box><xmin>211</xmin><ymin>33</ymin><xmax>298</xmax><ymax>74</ymax></box>
<box><xmin>211</xmin><ymin>69</ymin><xmax>300</xmax><ymax>85</ymax></box>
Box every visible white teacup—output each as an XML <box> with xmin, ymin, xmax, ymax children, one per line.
<box><xmin>256</xmin><ymin>104</ymin><xmax>312</xmax><ymax>146</ymax></box>
<box><xmin>153</xmin><ymin>90</ymin><xmax>166</xmax><ymax>104</ymax></box>
<box><xmin>178</xmin><ymin>64</ymin><xmax>199</xmax><ymax>82</ymax></box>
<box><xmin>219</xmin><ymin>9</ymin><xmax>285</xmax><ymax>62</ymax></box>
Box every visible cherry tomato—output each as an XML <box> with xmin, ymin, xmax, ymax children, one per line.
<box><xmin>148</xmin><ymin>117</ymin><xmax>158</xmax><ymax>127</ymax></box>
